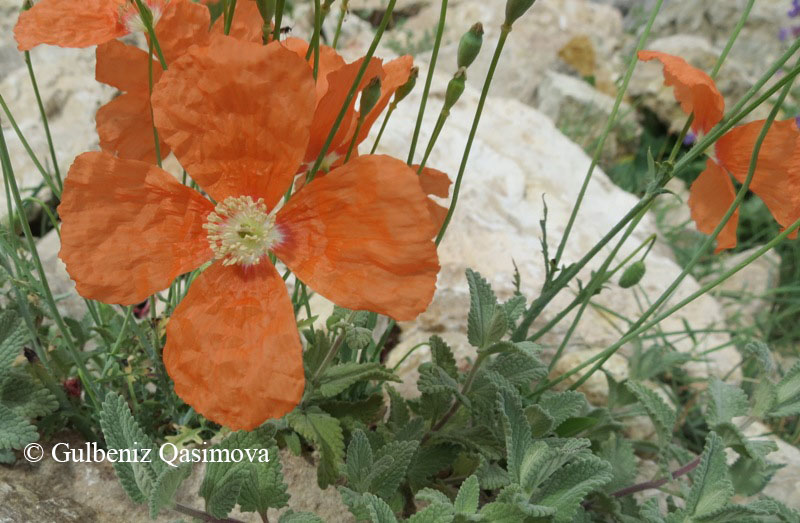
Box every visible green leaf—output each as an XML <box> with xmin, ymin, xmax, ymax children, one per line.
<box><xmin>476</xmin><ymin>456</ymin><xmax>510</xmax><ymax>490</ymax></box>
<box><xmin>407</xmin><ymin>444</ymin><xmax>459</xmax><ymax>490</ymax></box>
<box><xmin>339</xmin><ymin>486</ymin><xmax>371</xmax><ymax>521</ymax></box>
<box><xmin>98</xmin><ymin>392</ymin><xmax>160</xmax><ymax>504</ymax></box>
<box><xmin>453</xmin><ymin>475</ymin><xmax>479</xmax><ymax>515</ymax></box>
<box><xmin>597</xmin><ymin>434</ymin><xmax>636</xmax><ymax>493</ymax></box>
<box><xmin>742</xmin><ymin>341</ymin><xmax>774</xmax><ymax>374</ymax></box>
<box><xmin>345</xmin><ymin>429</ymin><xmax>373</xmax><ymax>492</ymax></box>
<box><xmin>415</xmin><ymin>488</ymin><xmax>452</xmax><ymax>507</ymax></box>
<box><xmin>387</xmin><ymin>386</ymin><xmax>410</xmax><ymax>428</ymax></box>
<box><xmin>0</xmin><ymin>369</ymin><xmax>57</xmax><ymax>418</ymax></box>
<box><xmin>429</xmin><ymin>336</ymin><xmax>458</xmax><ymax>379</ymax></box>
<box><xmin>304</xmin><ymin>329</ymin><xmax>330</xmax><ymax>378</ymax></box>
<box><xmin>503</xmin><ymin>295</ymin><xmax>526</xmax><ymax>327</ymax></box>
<box><xmin>363</xmin><ymin>493</ymin><xmax>398</xmax><ymax>523</ymax></box>
<box><xmin>519</xmin><ymin>439</ymin><xmax>593</xmax><ymax>496</ymax></box>
<box><xmin>288</xmin><ymin>407</ymin><xmax>345</xmax><ymax>489</ymax></box>
<box><xmin>685</xmin><ymin>432</ymin><xmax>733</xmax><ymax>519</ymax></box>
<box><xmin>0</xmin><ymin>311</ymin><xmax>25</xmax><ymax>375</ymax></box>
<box><xmin>534</xmin><ymin>457</ymin><xmax>613</xmax><ymax>522</ymax></box>
<box><xmin>497</xmin><ymin>388</ymin><xmax>532</xmax><ymax>485</ymax></box>
<box><xmin>238</xmin><ymin>443</ymin><xmax>290</xmax><ymax>513</ymax></box>
<box><xmin>406</xmin><ymin>502</ymin><xmax>455</xmax><ymax>523</ymax></box>
<box><xmin>0</xmin><ymin>448</ymin><xmax>15</xmax><ymax>464</ymax></box>
<box><xmin>752</xmin><ymin>380</ymin><xmax>778</xmax><ymax>419</ymax></box>
<box><xmin>466</xmin><ymin>269</ymin><xmax>504</xmax><ymax>349</ymax></box>
<box><xmin>418</xmin><ymin>363</ymin><xmax>469</xmax><ymax>407</ymax></box>
<box><xmin>371</xmin><ymin>440</ymin><xmax>419</xmax><ymax>500</ymax></box>
<box><xmin>729</xmin><ymin>455</ymin><xmax>783</xmax><ymax>496</ymax></box>
<box><xmin>705</xmin><ymin>378</ymin><xmax>748</xmax><ymax>427</ymax></box>
<box><xmin>479</xmin><ymin>501</ymin><xmax>530</xmax><ymax>522</ymax></box>
<box><xmin>149</xmin><ymin>464</ymin><xmax>191</xmax><ymax>518</ymax></box>
<box><xmin>346</xmin><ymin>326</ymin><xmax>374</xmax><ymax>352</ymax></box>
<box><xmin>486</xmin><ymin>352</ymin><xmax>548</xmax><ymax>389</ymax></box>
<box><xmin>554</xmin><ymin>417</ymin><xmax>598</xmax><ymax>437</ymax></box>
<box><xmin>279</xmin><ymin>510</ymin><xmax>325</xmax><ymax>523</ymax></box>
<box><xmin>317</xmin><ymin>362</ymin><xmax>401</xmax><ymax>398</ymax></box>
<box><xmin>0</xmin><ymin>403</ymin><xmax>37</xmax><ymax>450</ymax></box>
<box><xmin>525</xmin><ymin>404</ymin><xmax>555</xmax><ymax>437</ymax></box>
<box><xmin>714</xmin><ymin>422</ymin><xmax>777</xmax><ymax>462</ymax></box>
<box><xmin>629</xmin><ymin>346</ymin><xmax>692</xmax><ymax>382</ymax></box>
<box><xmin>626</xmin><ymin>381</ymin><xmax>675</xmax><ymax>446</ymax></box>
<box><xmin>772</xmin><ymin>361</ymin><xmax>800</xmax><ymax>417</ymax></box>
<box><xmin>538</xmin><ymin>390</ymin><xmax>587</xmax><ymax>427</ymax></box>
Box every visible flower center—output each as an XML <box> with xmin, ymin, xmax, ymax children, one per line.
<box><xmin>204</xmin><ymin>196</ymin><xmax>281</xmax><ymax>267</ymax></box>
<box><xmin>120</xmin><ymin>0</ymin><xmax>165</xmax><ymax>34</ymax></box>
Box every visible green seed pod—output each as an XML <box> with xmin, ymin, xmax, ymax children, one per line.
<box><xmin>444</xmin><ymin>68</ymin><xmax>467</xmax><ymax>112</ymax></box>
<box><xmin>256</xmin><ymin>0</ymin><xmax>276</xmax><ymax>23</ymax></box>
<box><xmin>394</xmin><ymin>66</ymin><xmax>419</xmax><ymax>104</ymax></box>
<box><xmin>619</xmin><ymin>260</ymin><xmax>646</xmax><ymax>289</ymax></box>
<box><xmin>457</xmin><ymin>22</ymin><xmax>484</xmax><ymax>69</ymax></box>
<box><xmin>505</xmin><ymin>0</ymin><xmax>537</xmax><ymax>27</ymax></box>
<box><xmin>359</xmin><ymin>77</ymin><xmax>382</xmax><ymax>115</ymax></box>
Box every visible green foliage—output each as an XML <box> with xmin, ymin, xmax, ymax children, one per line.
<box><xmin>626</xmin><ymin>381</ymin><xmax>676</xmax><ymax>446</ymax></box>
<box><xmin>287</xmin><ymin>407</ymin><xmax>345</xmax><ymax>488</ymax></box>
<box><xmin>317</xmin><ymin>362</ymin><xmax>401</xmax><ymax>398</ymax></box>
<box><xmin>466</xmin><ymin>269</ymin><xmax>507</xmax><ymax>350</ymax></box>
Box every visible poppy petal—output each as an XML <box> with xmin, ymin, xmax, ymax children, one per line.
<box><xmin>416</xmin><ymin>165</ymin><xmax>452</xmax><ymax>231</ymax></box>
<box><xmin>152</xmin><ymin>36</ymin><xmax>315</xmax><ymax>207</ymax></box>
<box><xmin>274</xmin><ymin>155</ymin><xmax>439</xmax><ymax>321</ymax></box>
<box><xmin>96</xmin><ymin>39</ymin><xmax>157</xmax><ymax>93</ymax></box>
<box><xmin>14</xmin><ymin>0</ymin><xmax>126</xmax><ymax>51</ymax></box>
<box><xmin>96</xmin><ymin>92</ymin><xmax>169</xmax><ymax>163</ymax></box>
<box><xmin>59</xmin><ymin>152</ymin><xmax>214</xmax><ymax>304</ymax></box>
<box><xmin>156</xmin><ymin>0</ymin><xmax>212</xmax><ymax>63</ymax></box>
<box><xmin>211</xmin><ymin>0</ymin><xmax>263</xmax><ymax>43</ymax></box>
<box><xmin>283</xmin><ymin>37</ymin><xmax>348</xmax><ymax>104</ymax></box>
<box><xmin>638</xmin><ymin>50</ymin><xmax>724</xmax><ymax>135</ymax></box>
<box><xmin>716</xmin><ymin>118</ymin><xmax>800</xmax><ymax>236</ymax></box>
<box><xmin>688</xmin><ymin>158</ymin><xmax>739</xmax><ymax>252</ymax></box>
<box><xmin>163</xmin><ymin>261</ymin><xmax>304</xmax><ymax>430</ymax></box>
<box><xmin>356</xmin><ymin>55</ymin><xmax>413</xmax><ymax>145</ymax></box>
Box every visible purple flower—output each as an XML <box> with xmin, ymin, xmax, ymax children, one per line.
<box><xmin>789</xmin><ymin>0</ymin><xmax>800</xmax><ymax>17</ymax></box>
<box><xmin>683</xmin><ymin>132</ymin><xmax>697</xmax><ymax>146</ymax></box>
<box><xmin>795</xmin><ymin>115</ymin><xmax>800</xmax><ymax>129</ymax></box>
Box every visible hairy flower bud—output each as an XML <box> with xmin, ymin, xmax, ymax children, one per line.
<box><xmin>444</xmin><ymin>68</ymin><xmax>467</xmax><ymax>112</ymax></box>
<box><xmin>256</xmin><ymin>0</ymin><xmax>276</xmax><ymax>23</ymax></box>
<box><xmin>505</xmin><ymin>0</ymin><xmax>537</xmax><ymax>27</ymax></box>
<box><xmin>457</xmin><ymin>22</ymin><xmax>483</xmax><ymax>69</ymax></box>
<box><xmin>619</xmin><ymin>260</ymin><xmax>646</xmax><ymax>288</ymax></box>
<box><xmin>360</xmin><ymin>77</ymin><xmax>382</xmax><ymax>115</ymax></box>
<box><xmin>394</xmin><ymin>66</ymin><xmax>419</xmax><ymax>104</ymax></box>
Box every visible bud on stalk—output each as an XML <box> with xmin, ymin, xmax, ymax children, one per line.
<box><xmin>360</xmin><ymin>77</ymin><xmax>383</xmax><ymax>115</ymax></box>
<box><xmin>394</xmin><ymin>66</ymin><xmax>419</xmax><ymax>104</ymax></box>
<box><xmin>619</xmin><ymin>260</ymin><xmax>646</xmax><ymax>288</ymax></box>
<box><xmin>457</xmin><ymin>22</ymin><xmax>484</xmax><ymax>69</ymax></box>
<box><xmin>443</xmin><ymin>68</ymin><xmax>467</xmax><ymax>112</ymax></box>
<box><xmin>505</xmin><ymin>0</ymin><xmax>537</xmax><ymax>27</ymax></box>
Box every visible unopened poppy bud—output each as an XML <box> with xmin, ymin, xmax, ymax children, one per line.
<box><xmin>256</xmin><ymin>0</ymin><xmax>276</xmax><ymax>23</ymax></box>
<box><xmin>505</xmin><ymin>0</ymin><xmax>537</xmax><ymax>27</ymax></box>
<box><xmin>360</xmin><ymin>77</ymin><xmax>382</xmax><ymax>115</ymax></box>
<box><xmin>394</xmin><ymin>66</ymin><xmax>419</xmax><ymax>104</ymax></box>
<box><xmin>619</xmin><ymin>260</ymin><xmax>646</xmax><ymax>288</ymax></box>
<box><xmin>457</xmin><ymin>23</ymin><xmax>483</xmax><ymax>69</ymax></box>
<box><xmin>444</xmin><ymin>68</ymin><xmax>467</xmax><ymax>112</ymax></box>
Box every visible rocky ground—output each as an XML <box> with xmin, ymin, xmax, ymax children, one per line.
<box><xmin>1</xmin><ymin>0</ymin><xmax>799</xmax><ymax>520</ymax></box>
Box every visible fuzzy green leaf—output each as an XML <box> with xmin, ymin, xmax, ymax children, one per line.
<box><xmin>288</xmin><ymin>407</ymin><xmax>345</xmax><ymax>489</ymax></box>
<box><xmin>479</xmin><ymin>501</ymin><xmax>530</xmax><ymax>522</ymax></box>
<box><xmin>406</xmin><ymin>502</ymin><xmax>455</xmax><ymax>523</ymax></box>
<box><xmin>466</xmin><ymin>269</ymin><xmax>503</xmax><ymax>349</ymax></box>
<box><xmin>752</xmin><ymin>380</ymin><xmax>778</xmax><ymax>419</ymax></box>
<box><xmin>429</xmin><ymin>336</ymin><xmax>458</xmax><ymax>379</ymax></box>
<box><xmin>345</xmin><ymin>326</ymin><xmax>374</xmax><ymax>352</ymax></box>
<box><xmin>729</xmin><ymin>455</ymin><xmax>783</xmax><ymax>497</ymax></box>
<box><xmin>685</xmin><ymin>432</ymin><xmax>733</xmax><ymax>519</ymax></box>
<box><xmin>525</xmin><ymin>404</ymin><xmax>555</xmax><ymax>437</ymax></box>
<box><xmin>149</xmin><ymin>464</ymin><xmax>191</xmax><ymax>518</ymax></box>
<box><xmin>715</xmin><ymin>422</ymin><xmax>777</xmax><ymax>462</ymax></box>
<box><xmin>346</xmin><ymin>429</ymin><xmax>374</xmax><ymax>492</ymax></box>
<box><xmin>772</xmin><ymin>361</ymin><xmax>800</xmax><ymax>417</ymax></box>
<box><xmin>597</xmin><ymin>434</ymin><xmax>636</xmax><ymax>493</ymax></box>
<box><xmin>706</xmin><ymin>378</ymin><xmax>748</xmax><ymax>427</ymax></box>
<box><xmin>418</xmin><ymin>364</ymin><xmax>469</xmax><ymax>407</ymax></box>
<box><xmin>538</xmin><ymin>390</ymin><xmax>587</xmax><ymax>427</ymax></box>
<box><xmin>0</xmin><ymin>311</ymin><xmax>25</xmax><ymax>374</ymax></box>
<box><xmin>339</xmin><ymin>486</ymin><xmax>371</xmax><ymax>521</ymax></box>
<box><xmin>497</xmin><ymin>388</ymin><xmax>532</xmax><ymax>485</ymax></box>
<box><xmin>363</xmin><ymin>493</ymin><xmax>398</xmax><ymax>523</ymax></box>
<box><xmin>279</xmin><ymin>510</ymin><xmax>325</xmax><ymax>523</ymax></box>
<box><xmin>408</xmin><ymin>444</ymin><xmax>459</xmax><ymax>490</ymax></box>
<box><xmin>415</xmin><ymin>488</ymin><xmax>452</xmax><ymax>507</ymax></box>
<box><xmin>371</xmin><ymin>440</ymin><xmax>419</xmax><ymax>500</ymax></box>
<box><xmin>454</xmin><ymin>475</ymin><xmax>479</xmax><ymax>515</ymax></box>
<box><xmin>387</xmin><ymin>386</ymin><xmax>410</xmax><ymax>429</ymax></box>
<box><xmin>534</xmin><ymin>457</ymin><xmax>613</xmax><ymax>522</ymax></box>
<box><xmin>0</xmin><ymin>402</ymin><xmax>37</xmax><ymax>450</ymax></box>
<box><xmin>503</xmin><ymin>295</ymin><xmax>526</xmax><ymax>327</ymax></box>
<box><xmin>626</xmin><ymin>381</ymin><xmax>675</xmax><ymax>446</ymax></box>
<box><xmin>742</xmin><ymin>341</ymin><xmax>774</xmax><ymax>374</ymax></box>
<box><xmin>238</xmin><ymin>445</ymin><xmax>290</xmax><ymax>513</ymax></box>
<box><xmin>0</xmin><ymin>369</ymin><xmax>57</xmax><ymax>418</ymax></box>
<box><xmin>519</xmin><ymin>439</ymin><xmax>593</xmax><ymax>495</ymax></box>
<box><xmin>476</xmin><ymin>456</ymin><xmax>510</xmax><ymax>490</ymax></box>
<box><xmin>486</xmin><ymin>352</ymin><xmax>548</xmax><ymax>389</ymax></box>
<box><xmin>318</xmin><ymin>362</ymin><xmax>400</xmax><ymax>398</ymax></box>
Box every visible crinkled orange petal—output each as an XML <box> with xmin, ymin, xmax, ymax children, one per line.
<box><xmin>356</xmin><ymin>55</ymin><xmax>413</xmax><ymax>145</ymax></box>
<box><xmin>415</xmin><ymin>165</ymin><xmax>452</xmax><ymax>231</ymax></box>
<box><xmin>58</xmin><ymin>152</ymin><xmax>214</xmax><ymax>305</ymax></box>
<box><xmin>211</xmin><ymin>0</ymin><xmax>263</xmax><ymax>43</ymax></box>
<box><xmin>688</xmin><ymin>158</ymin><xmax>739</xmax><ymax>253</ymax></box>
<box><xmin>152</xmin><ymin>36</ymin><xmax>315</xmax><ymax>206</ymax></box>
<box><xmin>164</xmin><ymin>261</ymin><xmax>304</xmax><ymax>430</ymax></box>
<box><xmin>96</xmin><ymin>39</ymin><xmax>157</xmax><ymax>94</ymax></box>
<box><xmin>638</xmin><ymin>50</ymin><xmax>724</xmax><ymax>135</ymax></box>
<box><xmin>96</xmin><ymin>93</ymin><xmax>169</xmax><ymax>163</ymax></box>
<box><xmin>14</xmin><ymin>0</ymin><xmax>126</xmax><ymax>51</ymax></box>
<box><xmin>306</xmin><ymin>57</ymin><xmax>385</xmax><ymax>164</ymax></box>
<box><xmin>283</xmin><ymin>37</ymin><xmax>348</xmax><ymax>104</ymax></box>
<box><xmin>274</xmin><ymin>155</ymin><xmax>439</xmax><ymax>321</ymax></box>
<box><xmin>716</xmin><ymin>118</ymin><xmax>800</xmax><ymax>237</ymax></box>
<box><xmin>155</xmin><ymin>0</ymin><xmax>212</xmax><ymax>64</ymax></box>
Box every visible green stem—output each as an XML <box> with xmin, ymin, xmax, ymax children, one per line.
<box><xmin>370</xmin><ymin>102</ymin><xmax>395</xmax><ymax>154</ymax></box>
<box><xmin>311</xmin><ymin>311</ymin><xmax>357</xmax><ymax>385</ymax></box>
<box><xmin>417</xmin><ymin>110</ymin><xmax>447</xmax><ymax>173</ymax></box>
<box><xmin>224</xmin><ymin>0</ymin><xmax>238</xmax><ymax>35</ymax></box>
<box><xmin>24</xmin><ymin>51</ymin><xmax>61</xmax><ymax>191</ymax></box>
<box><xmin>435</xmin><ymin>26</ymin><xmax>510</xmax><ymax>245</ymax></box>
<box><xmin>307</xmin><ymin>0</ymin><xmax>322</xmax><ymax>79</ymax></box>
<box><xmin>305</xmin><ymin>0</ymin><xmax>397</xmax><ymax>184</ymax></box>
<box><xmin>552</xmin><ymin>0</ymin><xmax>663</xmax><ymax>268</ymax></box>
<box><xmin>407</xmin><ymin>0</ymin><xmax>448</xmax><ymax>165</ymax></box>
<box><xmin>344</xmin><ymin>116</ymin><xmax>366</xmax><ymax>163</ymax></box>
<box><xmin>273</xmin><ymin>0</ymin><xmax>286</xmax><ymax>42</ymax></box>
<box><xmin>332</xmin><ymin>0</ymin><xmax>349</xmax><ymax>50</ymax></box>
<box><xmin>133</xmin><ymin>0</ymin><xmax>167</xmax><ymax>70</ymax></box>
<box><xmin>147</xmin><ymin>40</ymin><xmax>163</xmax><ymax>167</ymax></box>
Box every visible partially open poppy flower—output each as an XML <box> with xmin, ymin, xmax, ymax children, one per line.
<box><xmin>95</xmin><ymin>0</ymin><xmax>262</xmax><ymax>163</ymax></box>
<box><xmin>58</xmin><ymin>37</ymin><xmax>439</xmax><ymax>430</ymax></box>
<box><xmin>638</xmin><ymin>50</ymin><xmax>724</xmax><ymax>134</ymax></box>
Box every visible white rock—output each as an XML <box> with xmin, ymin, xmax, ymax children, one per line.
<box><xmin>735</xmin><ymin>420</ymin><xmax>800</xmax><ymax>510</ymax></box>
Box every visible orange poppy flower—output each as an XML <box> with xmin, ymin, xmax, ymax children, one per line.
<box><xmin>58</xmin><ymin>37</ymin><xmax>439</xmax><ymax>430</ymax></box>
<box><xmin>638</xmin><ymin>50</ymin><xmax>724</xmax><ymax>134</ymax></box>
<box><xmin>94</xmin><ymin>0</ymin><xmax>263</xmax><ymax>163</ymax></box>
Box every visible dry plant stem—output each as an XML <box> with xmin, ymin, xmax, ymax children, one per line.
<box><xmin>435</xmin><ymin>25</ymin><xmax>511</xmax><ymax>245</ymax></box>
<box><xmin>305</xmin><ymin>0</ymin><xmax>397</xmax><ymax>183</ymax></box>
<box><xmin>552</xmin><ymin>0</ymin><xmax>663</xmax><ymax>269</ymax></box>
<box><xmin>407</xmin><ymin>0</ymin><xmax>448</xmax><ymax>165</ymax></box>
<box><xmin>0</xmin><ymin>122</ymin><xmax>100</xmax><ymax>410</ymax></box>
<box><xmin>173</xmin><ymin>503</ymin><xmax>243</xmax><ymax>523</ymax></box>
<box><xmin>24</xmin><ymin>50</ymin><xmax>61</xmax><ymax>190</ymax></box>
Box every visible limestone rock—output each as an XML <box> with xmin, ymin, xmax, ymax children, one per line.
<box><xmin>36</xmin><ymin>228</ymin><xmax>88</xmax><ymax>320</ymax></box>
<box><xmin>736</xmin><ymin>420</ymin><xmax>800</xmax><ymax>510</ymax></box>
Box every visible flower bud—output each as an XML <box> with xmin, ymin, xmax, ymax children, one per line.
<box><xmin>619</xmin><ymin>260</ymin><xmax>646</xmax><ymax>289</ymax></box>
<box><xmin>457</xmin><ymin>22</ymin><xmax>483</xmax><ymax>69</ymax></box>
<box><xmin>256</xmin><ymin>0</ymin><xmax>276</xmax><ymax>23</ymax></box>
<box><xmin>359</xmin><ymin>77</ymin><xmax>382</xmax><ymax>115</ymax></box>
<box><xmin>444</xmin><ymin>68</ymin><xmax>467</xmax><ymax>112</ymax></box>
<box><xmin>505</xmin><ymin>0</ymin><xmax>537</xmax><ymax>27</ymax></box>
<box><xmin>394</xmin><ymin>66</ymin><xmax>419</xmax><ymax>104</ymax></box>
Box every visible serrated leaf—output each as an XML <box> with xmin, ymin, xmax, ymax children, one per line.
<box><xmin>429</xmin><ymin>336</ymin><xmax>458</xmax><ymax>379</ymax></box>
<box><xmin>418</xmin><ymin>364</ymin><xmax>469</xmax><ymax>408</ymax></box>
<box><xmin>487</xmin><ymin>352</ymin><xmax>548</xmax><ymax>389</ymax></box>
<box><xmin>626</xmin><ymin>382</ymin><xmax>675</xmax><ymax>446</ymax></box>
<box><xmin>346</xmin><ymin>326</ymin><xmax>374</xmax><ymax>352</ymax></box>
<box><xmin>497</xmin><ymin>388</ymin><xmax>532</xmax><ymax>485</ymax></box>
<box><xmin>629</xmin><ymin>345</ymin><xmax>692</xmax><ymax>381</ymax></box>
<box><xmin>320</xmin><ymin>395</ymin><xmax>384</xmax><ymax>425</ymax></box>
<box><xmin>387</xmin><ymin>386</ymin><xmax>410</xmax><ymax>429</ymax></box>
<box><xmin>363</xmin><ymin>492</ymin><xmax>398</xmax><ymax>523</ymax></box>
<box><xmin>742</xmin><ymin>341</ymin><xmax>774</xmax><ymax>374</ymax></box>
<box><xmin>476</xmin><ymin>456</ymin><xmax>510</xmax><ymax>490</ymax></box>
<box><xmin>685</xmin><ymin>432</ymin><xmax>733</xmax><ymax>519</ymax></box>
<box><xmin>408</xmin><ymin>444</ymin><xmax>459</xmax><ymax>490</ymax></box>
<box><xmin>519</xmin><ymin>439</ymin><xmax>593</xmax><ymax>496</ymax></box>
<box><xmin>752</xmin><ymin>380</ymin><xmax>778</xmax><ymax>419</ymax></box>
<box><xmin>525</xmin><ymin>404</ymin><xmax>555</xmax><ymax>437</ymax></box>
<box><xmin>346</xmin><ymin>429</ymin><xmax>373</xmax><ymax>492</ymax></box>
<box><xmin>0</xmin><ymin>403</ymin><xmax>37</xmax><ymax>450</ymax></box>
<box><xmin>339</xmin><ymin>486</ymin><xmax>371</xmax><ymax>521</ymax></box>
<box><xmin>288</xmin><ymin>407</ymin><xmax>345</xmax><ymax>489</ymax></box>
<box><xmin>415</xmin><ymin>488</ymin><xmax>452</xmax><ymax>507</ymax></box>
<box><xmin>454</xmin><ymin>475</ymin><xmax>479</xmax><ymax>515</ymax></box>
<box><xmin>149</xmin><ymin>464</ymin><xmax>191</xmax><ymax>518</ymax></box>
<box><xmin>0</xmin><ymin>369</ymin><xmax>57</xmax><ymax>418</ymax></box>
<box><xmin>538</xmin><ymin>390</ymin><xmax>587</xmax><ymax>427</ymax></box>
<box><xmin>466</xmin><ymin>269</ymin><xmax>502</xmax><ymax>349</ymax></box>
<box><xmin>99</xmin><ymin>392</ymin><xmax>160</xmax><ymax>504</ymax></box>
<box><xmin>534</xmin><ymin>457</ymin><xmax>613</xmax><ymax>522</ymax></box>
<box><xmin>279</xmin><ymin>510</ymin><xmax>325</xmax><ymax>523</ymax></box>
<box><xmin>205</xmin><ymin>467</ymin><xmax>246</xmax><ymax>519</ymax></box>
<box><xmin>706</xmin><ymin>378</ymin><xmax>748</xmax><ymax>427</ymax></box>
<box><xmin>318</xmin><ymin>362</ymin><xmax>401</xmax><ymax>398</ymax></box>
<box><xmin>715</xmin><ymin>422</ymin><xmax>777</xmax><ymax>462</ymax></box>
<box><xmin>0</xmin><ymin>311</ymin><xmax>25</xmax><ymax>375</ymax></box>
<box><xmin>503</xmin><ymin>295</ymin><xmax>526</xmax><ymax>327</ymax></box>
<box><xmin>772</xmin><ymin>361</ymin><xmax>800</xmax><ymax>417</ymax></box>
<box><xmin>406</xmin><ymin>502</ymin><xmax>455</xmax><ymax>523</ymax></box>
<box><xmin>238</xmin><ymin>445</ymin><xmax>290</xmax><ymax>513</ymax></box>
<box><xmin>479</xmin><ymin>501</ymin><xmax>544</xmax><ymax>522</ymax></box>
<box><xmin>729</xmin><ymin>455</ymin><xmax>783</xmax><ymax>496</ymax></box>
<box><xmin>304</xmin><ymin>329</ymin><xmax>331</xmax><ymax>379</ymax></box>
<box><xmin>598</xmin><ymin>434</ymin><xmax>636</xmax><ymax>493</ymax></box>
<box><xmin>371</xmin><ymin>440</ymin><xmax>418</xmax><ymax>500</ymax></box>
